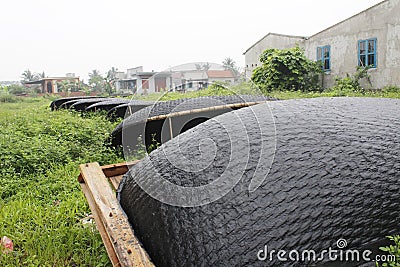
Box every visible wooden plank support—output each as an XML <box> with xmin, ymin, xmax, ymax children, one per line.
<box><xmin>79</xmin><ymin>162</ymin><xmax>154</xmax><ymax>267</ymax></box>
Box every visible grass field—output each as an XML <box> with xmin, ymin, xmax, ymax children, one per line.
<box><xmin>0</xmin><ymin>99</ymin><xmax>122</xmax><ymax>266</ymax></box>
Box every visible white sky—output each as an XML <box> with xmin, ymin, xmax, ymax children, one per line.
<box><xmin>0</xmin><ymin>0</ymin><xmax>383</xmax><ymax>81</ymax></box>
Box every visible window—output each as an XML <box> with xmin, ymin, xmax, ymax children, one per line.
<box><xmin>358</xmin><ymin>38</ymin><xmax>377</xmax><ymax>68</ymax></box>
<box><xmin>317</xmin><ymin>45</ymin><xmax>331</xmax><ymax>71</ymax></box>
<box><xmin>142</xmin><ymin>79</ymin><xmax>149</xmax><ymax>89</ymax></box>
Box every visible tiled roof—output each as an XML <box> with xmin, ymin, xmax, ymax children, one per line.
<box><xmin>206</xmin><ymin>70</ymin><xmax>234</xmax><ymax>78</ymax></box>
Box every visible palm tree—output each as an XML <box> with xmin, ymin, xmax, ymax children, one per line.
<box><xmin>222</xmin><ymin>58</ymin><xmax>236</xmax><ymax>71</ymax></box>
<box><xmin>21</xmin><ymin>70</ymin><xmax>36</xmax><ymax>83</ymax></box>
<box><xmin>222</xmin><ymin>58</ymin><xmax>240</xmax><ymax>80</ymax></box>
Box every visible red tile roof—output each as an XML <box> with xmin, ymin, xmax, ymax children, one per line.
<box><xmin>206</xmin><ymin>70</ymin><xmax>234</xmax><ymax>78</ymax></box>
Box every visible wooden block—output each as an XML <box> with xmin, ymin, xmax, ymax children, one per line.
<box><xmin>80</xmin><ymin>182</ymin><xmax>120</xmax><ymax>266</ymax></box>
<box><xmin>109</xmin><ymin>175</ymin><xmax>125</xmax><ymax>191</ymax></box>
<box><xmin>79</xmin><ymin>162</ymin><xmax>154</xmax><ymax>267</ymax></box>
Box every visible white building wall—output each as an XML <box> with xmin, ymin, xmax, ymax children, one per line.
<box><xmin>244</xmin><ymin>34</ymin><xmax>305</xmax><ymax>78</ymax></box>
<box><xmin>244</xmin><ymin>0</ymin><xmax>400</xmax><ymax>89</ymax></box>
<box><xmin>304</xmin><ymin>0</ymin><xmax>400</xmax><ymax>88</ymax></box>
<box><xmin>148</xmin><ymin>77</ymin><xmax>156</xmax><ymax>94</ymax></box>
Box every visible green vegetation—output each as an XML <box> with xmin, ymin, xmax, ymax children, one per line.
<box><xmin>131</xmin><ymin>81</ymin><xmax>260</xmax><ymax>101</ymax></box>
<box><xmin>20</xmin><ymin>70</ymin><xmax>45</xmax><ymax>83</ymax></box>
<box><xmin>0</xmin><ymin>92</ymin><xmax>19</xmax><ymax>103</ymax></box>
<box><xmin>267</xmin><ymin>85</ymin><xmax>400</xmax><ymax>99</ymax></box>
<box><xmin>251</xmin><ymin>46</ymin><xmax>323</xmax><ymax>93</ymax></box>
<box><xmin>377</xmin><ymin>236</ymin><xmax>400</xmax><ymax>266</ymax></box>
<box><xmin>0</xmin><ymin>99</ymin><xmax>122</xmax><ymax>266</ymax></box>
<box><xmin>88</xmin><ymin>68</ymin><xmax>118</xmax><ymax>95</ymax></box>
<box><xmin>130</xmin><ymin>80</ymin><xmax>400</xmax><ymax>102</ymax></box>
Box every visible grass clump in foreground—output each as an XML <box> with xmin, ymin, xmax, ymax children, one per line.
<box><xmin>0</xmin><ymin>99</ymin><xmax>123</xmax><ymax>266</ymax></box>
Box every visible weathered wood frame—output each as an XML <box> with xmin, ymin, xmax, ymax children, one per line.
<box><xmin>78</xmin><ymin>161</ymin><xmax>154</xmax><ymax>267</ymax></box>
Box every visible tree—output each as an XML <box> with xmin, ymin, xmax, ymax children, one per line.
<box><xmin>38</xmin><ymin>71</ymin><xmax>46</xmax><ymax>79</ymax></box>
<box><xmin>195</xmin><ymin>63</ymin><xmax>211</xmax><ymax>71</ymax></box>
<box><xmin>202</xmin><ymin>62</ymin><xmax>211</xmax><ymax>71</ymax></box>
<box><xmin>88</xmin><ymin>70</ymin><xmax>104</xmax><ymax>92</ymax></box>
<box><xmin>21</xmin><ymin>70</ymin><xmax>45</xmax><ymax>82</ymax></box>
<box><xmin>104</xmin><ymin>67</ymin><xmax>118</xmax><ymax>95</ymax></box>
<box><xmin>21</xmin><ymin>70</ymin><xmax>37</xmax><ymax>83</ymax></box>
<box><xmin>222</xmin><ymin>57</ymin><xmax>240</xmax><ymax>79</ymax></box>
<box><xmin>58</xmin><ymin>80</ymin><xmax>75</xmax><ymax>94</ymax></box>
<box><xmin>222</xmin><ymin>58</ymin><xmax>236</xmax><ymax>70</ymax></box>
<box><xmin>251</xmin><ymin>47</ymin><xmax>323</xmax><ymax>93</ymax></box>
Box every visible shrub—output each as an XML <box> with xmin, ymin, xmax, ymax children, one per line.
<box><xmin>328</xmin><ymin>76</ymin><xmax>360</xmax><ymax>96</ymax></box>
<box><xmin>328</xmin><ymin>66</ymin><xmax>371</xmax><ymax>96</ymax></box>
<box><xmin>251</xmin><ymin>46</ymin><xmax>323</xmax><ymax>93</ymax></box>
<box><xmin>377</xmin><ymin>235</ymin><xmax>400</xmax><ymax>266</ymax></box>
<box><xmin>7</xmin><ymin>84</ymin><xmax>29</xmax><ymax>95</ymax></box>
<box><xmin>0</xmin><ymin>92</ymin><xmax>18</xmax><ymax>103</ymax></box>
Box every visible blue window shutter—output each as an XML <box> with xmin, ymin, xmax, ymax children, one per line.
<box><xmin>317</xmin><ymin>45</ymin><xmax>330</xmax><ymax>71</ymax></box>
<box><xmin>358</xmin><ymin>38</ymin><xmax>377</xmax><ymax>68</ymax></box>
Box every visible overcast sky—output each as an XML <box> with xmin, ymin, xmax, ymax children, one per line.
<box><xmin>0</xmin><ymin>0</ymin><xmax>383</xmax><ymax>81</ymax></box>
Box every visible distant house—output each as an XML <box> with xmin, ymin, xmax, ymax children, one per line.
<box><xmin>244</xmin><ymin>0</ymin><xmax>400</xmax><ymax>89</ymax></box>
<box><xmin>173</xmin><ymin>70</ymin><xmax>208</xmax><ymax>91</ymax></box>
<box><xmin>115</xmin><ymin>67</ymin><xmax>236</xmax><ymax>94</ymax></box>
<box><xmin>115</xmin><ymin>66</ymin><xmax>171</xmax><ymax>95</ymax></box>
<box><xmin>24</xmin><ymin>77</ymin><xmax>80</xmax><ymax>94</ymax></box>
<box><xmin>170</xmin><ymin>70</ymin><xmax>235</xmax><ymax>92</ymax></box>
<box><xmin>206</xmin><ymin>70</ymin><xmax>235</xmax><ymax>84</ymax></box>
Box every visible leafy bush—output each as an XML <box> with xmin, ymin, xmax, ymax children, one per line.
<box><xmin>0</xmin><ymin>92</ymin><xmax>18</xmax><ymax>103</ymax></box>
<box><xmin>377</xmin><ymin>235</ymin><xmax>400</xmax><ymax>267</ymax></box>
<box><xmin>251</xmin><ymin>46</ymin><xmax>323</xmax><ymax>93</ymax></box>
<box><xmin>7</xmin><ymin>84</ymin><xmax>29</xmax><ymax>95</ymax></box>
<box><xmin>327</xmin><ymin>66</ymin><xmax>371</xmax><ymax>96</ymax></box>
<box><xmin>328</xmin><ymin>77</ymin><xmax>361</xmax><ymax>96</ymax></box>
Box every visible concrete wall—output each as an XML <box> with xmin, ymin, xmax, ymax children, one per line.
<box><xmin>126</xmin><ymin>67</ymin><xmax>143</xmax><ymax>79</ymax></box>
<box><xmin>244</xmin><ymin>34</ymin><xmax>305</xmax><ymax>78</ymax></box>
<box><xmin>304</xmin><ymin>0</ymin><xmax>400</xmax><ymax>88</ymax></box>
<box><xmin>244</xmin><ymin>0</ymin><xmax>400</xmax><ymax>89</ymax></box>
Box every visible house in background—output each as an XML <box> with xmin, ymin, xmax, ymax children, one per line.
<box><xmin>173</xmin><ymin>70</ymin><xmax>208</xmax><ymax>91</ymax></box>
<box><xmin>115</xmin><ymin>66</ymin><xmax>172</xmax><ymax>95</ymax></box>
<box><xmin>244</xmin><ymin>0</ymin><xmax>400</xmax><ymax>89</ymax></box>
<box><xmin>24</xmin><ymin>76</ymin><xmax>80</xmax><ymax>94</ymax></box>
<box><xmin>207</xmin><ymin>70</ymin><xmax>236</xmax><ymax>84</ymax></box>
<box><xmin>115</xmin><ymin>67</ymin><xmax>236</xmax><ymax>94</ymax></box>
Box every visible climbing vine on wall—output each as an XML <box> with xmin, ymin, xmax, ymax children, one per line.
<box><xmin>251</xmin><ymin>46</ymin><xmax>323</xmax><ymax>93</ymax></box>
